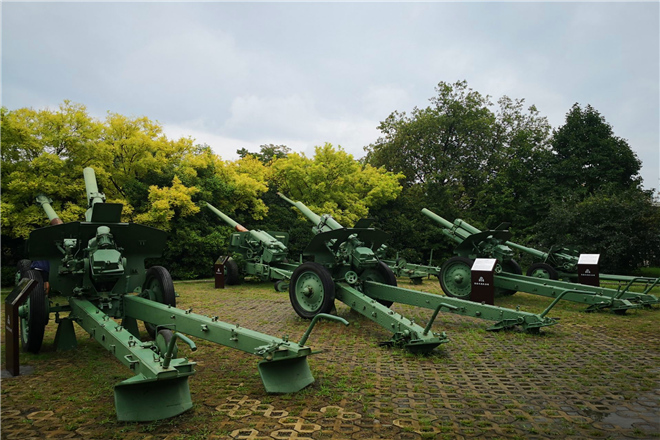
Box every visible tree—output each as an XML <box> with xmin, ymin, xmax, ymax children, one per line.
<box><xmin>365</xmin><ymin>81</ymin><xmax>552</xmax><ymax>262</ymax></box>
<box><xmin>1</xmin><ymin>103</ymin><xmax>271</xmax><ymax>280</ymax></box>
<box><xmin>546</xmin><ymin>103</ymin><xmax>642</xmax><ymax>197</ymax></box>
<box><xmin>237</xmin><ymin>144</ymin><xmax>291</xmax><ymax>165</ymax></box>
<box><xmin>365</xmin><ymin>81</ymin><xmax>496</xmax><ymax>197</ymax></box>
<box><xmin>270</xmin><ymin>143</ymin><xmax>404</xmax><ymax>226</ymax></box>
<box><xmin>535</xmin><ymin>187</ymin><xmax>660</xmax><ymax>273</ymax></box>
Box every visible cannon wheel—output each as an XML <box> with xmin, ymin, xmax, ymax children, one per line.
<box><xmin>142</xmin><ymin>266</ymin><xmax>177</xmax><ymax>339</ymax></box>
<box><xmin>15</xmin><ymin>259</ymin><xmax>32</xmax><ymax>286</ymax></box>
<box><xmin>439</xmin><ymin>256</ymin><xmax>474</xmax><ymax>300</ymax></box>
<box><xmin>526</xmin><ymin>263</ymin><xmax>559</xmax><ymax>280</ymax></box>
<box><xmin>360</xmin><ymin>261</ymin><xmax>397</xmax><ymax>307</ymax></box>
<box><xmin>496</xmin><ymin>259</ymin><xmax>522</xmax><ymax>297</ymax></box>
<box><xmin>225</xmin><ymin>258</ymin><xmax>241</xmax><ymax>285</ymax></box>
<box><xmin>289</xmin><ymin>262</ymin><xmax>335</xmax><ymax>319</ymax></box>
<box><xmin>21</xmin><ymin>269</ymin><xmax>48</xmax><ymax>353</ymax></box>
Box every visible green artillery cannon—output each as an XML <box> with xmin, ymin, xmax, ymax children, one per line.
<box><xmin>382</xmin><ymin>251</ymin><xmax>442</xmax><ymax>285</ymax></box>
<box><xmin>278</xmin><ymin>193</ymin><xmax>558</xmax><ymax>336</ymax></box>
<box><xmin>18</xmin><ymin>168</ymin><xmax>346</xmax><ymax>422</ymax></box>
<box><xmin>206</xmin><ymin>203</ymin><xmax>298</xmax><ymax>290</ymax></box>
<box><xmin>422</xmin><ymin>209</ymin><xmax>659</xmax><ymax>313</ymax></box>
<box><xmin>504</xmin><ymin>240</ymin><xmax>660</xmax><ymax>288</ymax></box>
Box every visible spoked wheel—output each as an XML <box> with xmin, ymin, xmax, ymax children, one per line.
<box><xmin>289</xmin><ymin>262</ymin><xmax>335</xmax><ymax>319</ymax></box>
<box><xmin>496</xmin><ymin>259</ymin><xmax>522</xmax><ymax>296</ymax></box>
<box><xmin>360</xmin><ymin>261</ymin><xmax>397</xmax><ymax>307</ymax></box>
<box><xmin>142</xmin><ymin>266</ymin><xmax>176</xmax><ymax>339</ymax></box>
<box><xmin>526</xmin><ymin>263</ymin><xmax>559</xmax><ymax>280</ymax></box>
<box><xmin>439</xmin><ymin>256</ymin><xmax>474</xmax><ymax>300</ymax></box>
<box><xmin>20</xmin><ymin>269</ymin><xmax>48</xmax><ymax>353</ymax></box>
<box><xmin>225</xmin><ymin>258</ymin><xmax>241</xmax><ymax>285</ymax></box>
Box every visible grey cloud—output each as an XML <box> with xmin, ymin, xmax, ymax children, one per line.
<box><xmin>2</xmin><ymin>1</ymin><xmax>658</xmax><ymax>190</ymax></box>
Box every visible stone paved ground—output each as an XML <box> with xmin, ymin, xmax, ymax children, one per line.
<box><xmin>2</xmin><ymin>280</ymin><xmax>659</xmax><ymax>439</ymax></box>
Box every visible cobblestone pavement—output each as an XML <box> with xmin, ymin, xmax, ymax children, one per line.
<box><xmin>2</xmin><ymin>281</ymin><xmax>659</xmax><ymax>439</ymax></box>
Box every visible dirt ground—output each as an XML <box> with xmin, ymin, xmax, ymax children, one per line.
<box><xmin>2</xmin><ymin>279</ymin><xmax>659</xmax><ymax>439</ymax></box>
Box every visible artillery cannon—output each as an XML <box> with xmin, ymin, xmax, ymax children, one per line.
<box><xmin>422</xmin><ymin>209</ymin><xmax>658</xmax><ymax>313</ymax></box>
<box><xmin>17</xmin><ymin>168</ymin><xmax>346</xmax><ymax>422</ymax></box>
<box><xmin>206</xmin><ymin>203</ymin><xmax>298</xmax><ymax>290</ymax></box>
<box><xmin>278</xmin><ymin>193</ymin><xmax>558</xmax><ymax>337</ymax></box>
<box><xmin>504</xmin><ymin>240</ymin><xmax>660</xmax><ymax>288</ymax></box>
<box><xmin>382</xmin><ymin>251</ymin><xmax>442</xmax><ymax>285</ymax></box>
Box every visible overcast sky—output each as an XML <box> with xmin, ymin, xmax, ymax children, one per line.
<box><xmin>2</xmin><ymin>1</ymin><xmax>659</xmax><ymax>192</ymax></box>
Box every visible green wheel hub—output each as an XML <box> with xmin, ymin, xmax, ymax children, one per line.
<box><xmin>439</xmin><ymin>257</ymin><xmax>473</xmax><ymax>300</ymax></box>
<box><xmin>289</xmin><ymin>262</ymin><xmax>335</xmax><ymax>319</ymax></box>
<box><xmin>526</xmin><ymin>262</ymin><xmax>558</xmax><ymax>280</ymax></box>
<box><xmin>295</xmin><ymin>272</ymin><xmax>326</xmax><ymax>312</ymax></box>
<box><xmin>530</xmin><ymin>268</ymin><xmax>551</xmax><ymax>279</ymax></box>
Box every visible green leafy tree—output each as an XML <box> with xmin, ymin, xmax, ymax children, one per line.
<box><xmin>365</xmin><ymin>81</ymin><xmax>551</xmax><ymax>261</ymax></box>
<box><xmin>1</xmin><ymin>103</ymin><xmax>270</xmax><ymax>280</ymax></box>
<box><xmin>546</xmin><ymin>104</ymin><xmax>642</xmax><ymax>197</ymax></box>
<box><xmin>365</xmin><ymin>81</ymin><xmax>497</xmax><ymax>200</ymax></box>
<box><xmin>527</xmin><ymin>104</ymin><xmax>655</xmax><ymax>273</ymax></box>
<box><xmin>536</xmin><ymin>187</ymin><xmax>660</xmax><ymax>273</ymax></box>
<box><xmin>237</xmin><ymin>144</ymin><xmax>291</xmax><ymax>165</ymax></box>
<box><xmin>270</xmin><ymin>143</ymin><xmax>404</xmax><ymax>226</ymax></box>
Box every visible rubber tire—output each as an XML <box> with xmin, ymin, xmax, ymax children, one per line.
<box><xmin>15</xmin><ymin>259</ymin><xmax>32</xmax><ymax>286</ymax></box>
<box><xmin>142</xmin><ymin>266</ymin><xmax>177</xmax><ymax>339</ymax></box>
<box><xmin>225</xmin><ymin>258</ymin><xmax>241</xmax><ymax>285</ymax></box>
<box><xmin>500</xmin><ymin>259</ymin><xmax>522</xmax><ymax>275</ymax></box>
<box><xmin>496</xmin><ymin>259</ymin><xmax>522</xmax><ymax>296</ymax></box>
<box><xmin>273</xmin><ymin>280</ymin><xmax>288</xmax><ymax>292</ymax></box>
<box><xmin>289</xmin><ymin>262</ymin><xmax>336</xmax><ymax>319</ymax></box>
<box><xmin>21</xmin><ymin>270</ymin><xmax>48</xmax><ymax>354</ymax></box>
<box><xmin>360</xmin><ymin>261</ymin><xmax>398</xmax><ymax>307</ymax></box>
<box><xmin>526</xmin><ymin>262</ymin><xmax>559</xmax><ymax>280</ymax></box>
<box><xmin>439</xmin><ymin>256</ymin><xmax>474</xmax><ymax>300</ymax></box>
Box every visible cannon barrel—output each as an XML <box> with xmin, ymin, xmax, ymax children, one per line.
<box><xmin>421</xmin><ymin>209</ymin><xmax>473</xmax><ymax>242</ymax></box>
<box><xmin>505</xmin><ymin>241</ymin><xmax>548</xmax><ymax>259</ymax></box>
<box><xmin>277</xmin><ymin>193</ymin><xmax>343</xmax><ymax>232</ymax></box>
<box><xmin>35</xmin><ymin>194</ymin><xmax>64</xmax><ymax>226</ymax></box>
<box><xmin>451</xmin><ymin>218</ymin><xmax>481</xmax><ymax>235</ymax></box>
<box><xmin>277</xmin><ymin>193</ymin><xmax>323</xmax><ymax>225</ymax></box>
<box><xmin>206</xmin><ymin>203</ymin><xmax>287</xmax><ymax>250</ymax></box>
<box><xmin>506</xmin><ymin>240</ymin><xmax>578</xmax><ymax>265</ymax></box>
<box><xmin>206</xmin><ymin>203</ymin><xmax>249</xmax><ymax>232</ymax></box>
<box><xmin>83</xmin><ymin>167</ymin><xmax>106</xmax><ymax>208</ymax></box>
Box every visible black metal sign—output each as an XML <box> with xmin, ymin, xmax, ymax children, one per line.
<box><xmin>471</xmin><ymin>258</ymin><xmax>496</xmax><ymax>305</ymax></box>
<box><xmin>214</xmin><ymin>256</ymin><xmax>229</xmax><ymax>289</ymax></box>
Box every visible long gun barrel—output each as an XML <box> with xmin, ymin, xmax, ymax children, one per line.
<box><xmin>277</xmin><ymin>193</ymin><xmax>343</xmax><ymax>232</ymax></box>
<box><xmin>206</xmin><ymin>203</ymin><xmax>249</xmax><ymax>232</ymax></box>
<box><xmin>505</xmin><ymin>240</ymin><xmax>578</xmax><ymax>268</ymax></box>
<box><xmin>83</xmin><ymin>167</ymin><xmax>108</xmax><ymax>222</ymax></box>
<box><xmin>83</xmin><ymin>167</ymin><xmax>106</xmax><ymax>208</ymax></box>
<box><xmin>505</xmin><ymin>241</ymin><xmax>548</xmax><ymax>260</ymax></box>
<box><xmin>421</xmin><ymin>208</ymin><xmax>476</xmax><ymax>243</ymax></box>
<box><xmin>35</xmin><ymin>195</ymin><xmax>64</xmax><ymax>226</ymax></box>
<box><xmin>206</xmin><ymin>203</ymin><xmax>287</xmax><ymax>251</ymax></box>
